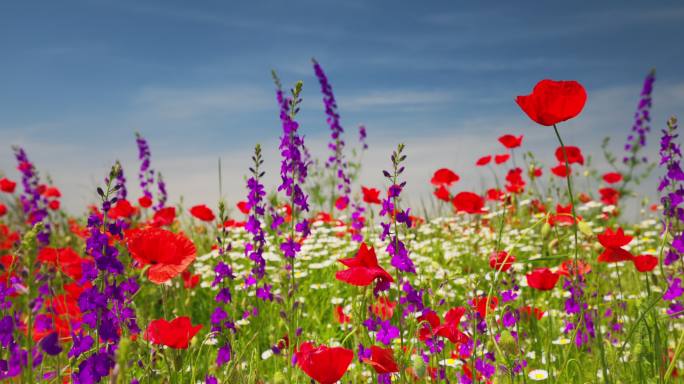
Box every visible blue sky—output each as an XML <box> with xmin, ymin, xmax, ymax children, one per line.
<box><xmin>1</xmin><ymin>1</ymin><xmax>683</xmax><ymax>213</ymax></box>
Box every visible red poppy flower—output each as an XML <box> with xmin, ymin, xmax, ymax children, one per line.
<box><xmin>578</xmin><ymin>192</ymin><xmax>592</xmax><ymax>204</ymax></box>
<box><xmin>498</xmin><ymin>134</ymin><xmax>523</xmax><ymax>149</ymax></box>
<box><xmin>334</xmin><ymin>305</ymin><xmax>351</xmax><ymax>324</ymax></box>
<box><xmin>476</xmin><ymin>155</ymin><xmax>492</xmax><ymax>166</ymax></box>
<box><xmin>530</xmin><ymin>199</ymin><xmax>546</xmax><ymax>213</ymax></box>
<box><xmin>0</xmin><ymin>204</ymin><xmax>6</xmax><ymax>217</ymax></box>
<box><xmin>190</xmin><ymin>204</ymin><xmax>215</xmax><ymax>222</ymax></box>
<box><xmin>144</xmin><ymin>316</ymin><xmax>202</xmax><ymax>349</ymax></box>
<box><xmin>431</xmin><ymin>168</ymin><xmax>460</xmax><ymax>186</ymax></box>
<box><xmin>38</xmin><ymin>294</ymin><xmax>83</xmax><ymax>340</ymax></box>
<box><xmin>372</xmin><ymin>297</ymin><xmax>396</xmax><ymax>320</ymax></box>
<box><xmin>602</xmin><ymin>172</ymin><xmax>623</xmax><ymax>184</ymax></box>
<box><xmin>433</xmin><ymin>185</ymin><xmax>450</xmax><ymax>202</ymax></box>
<box><xmin>236</xmin><ymin>201</ymin><xmax>250</xmax><ymax>215</ymax></box>
<box><xmin>335</xmin><ymin>243</ymin><xmax>393</xmax><ymax>287</ymax></box>
<box><xmin>363</xmin><ymin>346</ymin><xmax>399</xmax><ymax>374</ymax></box>
<box><xmin>452</xmin><ymin>192</ymin><xmax>485</xmax><ymax>214</ymax></box>
<box><xmin>551</xmin><ymin>163</ymin><xmax>571</xmax><ymax>178</ymax></box>
<box><xmin>505</xmin><ymin>168</ymin><xmax>525</xmax><ymax>194</ymax></box>
<box><xmin>109</xmin><ymin>200</ymin><xmax>137</xmax><ymax>220</ymax></box>
<box><xmin>38</xmin><ymin>247</ymin><xmax>92</xmax><ymax>281</ymax></box>
<box><xmin>362</xmin><ymin>187</ymin><xmax>382</xmax><ymax>205</ymax></box>
<box><xmin>472</xmin><ymin>296</ymin><xmax>498</xmax><ymax>318</ymax></box>
<box><xmin>632</xmin><ymin>254</ymin><xmax>658</xmax><ymax>272</ymax></box>
<box><xmin>138</xmin><ymin>196</ymin><xmax>153</xmax><ymax>208</ymax></box>
<box><xmin>434</xmin><ymin>307</ymin><xmax>469</xmax><ymax>344</ymax></box>
<box><xmin>555</xmin><ymin>146</ymin><xmax>584</xmax><ymax>166</ymax></box>
<box><xmin>295</xmin><ymin>342</ymin><xmax>353</xmax><ymax>384</ymax></box>
<box><xmin>43</xmin><ymin>187</ymin><xmax>61</xmax><ymax>198</ymax></box>
<box><xmin>151</xmin><ymin>207</ymin><xmax>176</xmax><ymax>227</ymax></box>
<box><xmin>547</xmin><ymin>204</ymin><xmax>580</xmax><ymax>226</ymax></box>
<box><xmin>126</xmin><ymin>227</ymin><xmax>196</xmax><ymax>284</ymax></box>
<box><xmin>599</xmin><ymin>187</ymin><xmax>620</xmax><ymax>206</ymax></box>
<box><xmin>556</xmin><ymin>259</ymin><xmax>591</xmax><ymax>277</ymax></box>
<box><xmin>494</xmin><ymin>153</ymin><xmax>510</xmax><ymax>165</ymax></box>
<box><xmin>489</xmin><ymin>251</ymin><xmax>515</xmax><ymax>272</ymax></box>
<box><xmin>515</xmin><ymin>79</ymin><xmax>587</xmax><ymax>126</ymax></box>
<box><xmin>48</xmin><ymin>200</ymin><xmax>60</xmax><ymax>211</ymax></box>
<box><xmin>530</xmin><ymin>167</ymin><xmax>543</xmax><ymax>179</ymax></box>
<box><xmin>0</xmin><ymin>224</ymin><xmax>19</xmax><ymax>250</ymax></box>
<box><xmin>486</xmin><ymin>188</ymin><xmax>504</xmax><ymax>201</ymax></box>
<box><xmin>526</xmin><ymin>268</ymin><xmax>559</xmax><ymax>291</ymax></box>
<box><xmin>181</xmin><ymin>270</ymin><xmax>200</xmax><ymax>289</ymax></box>
<box><xmin>335</xmin><ymin>195</ymin><xmax>349</xmax><ymax>210</ymax></box>
<box><xmin>0</xmin><ymin>178</ymin><xmax>16</xmax><ymax>193</ymax></box>
<box><xmin>597</xmin><ymin>227</ymin><xmax>634</xmax><ymax>263</ymax></box>
<box><xmin>519</xmin><ymin>306</ymin><xmax>545</xmax><ymax>321</ymax></box>
<box><xmin>418</xmin><ymin>310</ymin><xmax>441</xmax><ymax>341</ymax></box>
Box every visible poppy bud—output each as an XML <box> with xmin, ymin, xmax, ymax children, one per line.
<box><xmin>541</xmin><ymin>222</ymin><xmax>551</xmax><ymax>238</ymax></box>
<box><xmin>411</xmin><ymin>354</ymin><xmax>426</xmax><ymax>378</ymax></box>
<box><xmin>499</xmin><ymin>330</ymin><xmax>517</xmax><ymax>354</ymax></box>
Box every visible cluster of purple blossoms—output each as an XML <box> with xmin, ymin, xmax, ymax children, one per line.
<box><xmin>312</xmin><ymin>59</ymin><xmax>351</xmax><ymax>201</ymax></box>
<box><xmin>561</xmin><ymin>276</ymin><xmax>596</xmax><ymax>347</ymax></box>
<box><xmin>13</xmin><ymin>146</ymin><xmax>50</xmax><ymax>244</ymax></box>
<box><xmin>623</xmin><ymin>69</ymin><xmax>656</xmax><ymax>165</ymax></box>
<box><xmin>112</xmin><ymin>160</ymin><xmax>127</xmax><ymax>201</ymax></box>
<box><xmin>380</xmin><ymin>144</ymin><xmax>415</xmax><ymax>274</ymax></box>
<box><xmin>209</xmin><ymin>198</ymin><xmax>238</xmax><ymax>371</ymax></box>
<box><xmin>135</xmin><ymin>132</ymin><xmax>155</xmax><ymax>203</ymax></box>
<box><xmin>658</xmin><ymin>116</ymin><xmax>684</xmax><ymax>317</ymax></box>
<box><xmin>359</xmin><ymin>125</ymin><xmax>368</xmax><ymax>150</ymax></box>
<box><xmin>73</xmin><ymin>165</ymin><xmax>140</xmax><ymax>384</ymax></box>
<box><xmin>154</xmin><ymin>172</ymin><xmax>167</xmax><ymax>211</ymax></box>
<box><xmin>244</xmin><ymin>145</ymin><xmax>272</xmax><ymax>303</ymax></box>
<box><xmin>274</xmin><ymin>80</ymin><xmax>310</xmax><ymax>253</ymax></box>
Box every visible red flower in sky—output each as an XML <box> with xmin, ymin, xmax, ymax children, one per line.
<box><xmin>434</xmin><ymin>185</ymin><xmax>450</xmax><ymax>202</ymax></box>
<box><xmin>555</xmin><ymin>145</ymin><xmax>584</xmax><ymax>165</ymax></box>
<box><xmin>144</xmin><ymin>316</ymin><xmax>202</xmax><ymax>349</ymax></box>
<box><xmin>515</xmin><ymin>79</ymin><xmax>587</xmax><ymax>126</ymax></box>
<box><xmin>295</xmin><ymin>342</ymin><xmax>353</xmax><ymax>384</ymax></box>
<box><xmin>372</xmin><ymin>297</ymin><xmax>396</xmax><ymax>320</ymax></box>
<box><xmin>236</xmin><ymin>201</ymin><xmax>250</xmax><ymax>214</ymax></box>
<box><xmin>505</xmin><ymin>168</ymin><xmax>525</xmax><ymax>194</ymax></box>
<box><xmin>530</xmin><ymin>167</ymin><xmax>543</xmax><ymax>179</ymax></box>
<box><xmin>43</xmin><ymin>186</ymin><xmax>61</xmax><ymax>198</ymax></box>
<box><xmin>336</xmin><ymin>243</ymin><xmax>393</xmax><ymax>286</ymax></box>
<box><xmin>632</xmin><ymin>254</ymin><xmax>658</xmax><ymax>272</ymax></box>
<box><xmin>498</xmin><ymin>134</ymin><xmax>523</xmax><ymax>149</ymax></box>
<box><xmin>151</xmin><ymin>207</ymin><xmax>176</xmax><ymax>227</ymax></box>
<box><xmin>602</xmin><ymin>172</ymin><xmax>623</xmax><ymax>184</ymax></box>
<box><xmin>486</xmin><ymin>188</ymin><xmax>504</xmax><ymax>201</ymax></box>
<box><xmin>362</xmin><ymin>186</ymin><xmax>382</xmax><ymax>205</ymax></box>
<box><xmin>551</xmin><ymin>163</ymin><xmax>571</xmax><ymax>178</ymax></box>
<box><xmin>526</xmin><ymin>268</ymin><xmax>560</xmax><ymax>291</ymax></box>
<box><xmin>190</xmin><ymin>204</ymin><xmax>215</xmax><ymax>222</ymax></box>
<box><xmin>431</xmin><ymin>168</ymin><xmax>460</xmax><ymax>186</ymax></box>
<box><xmin>476</xmin><ymin>155</ymin><xmax>492</xmax><ymax>166</ymax></box>
<box><xmin>0</xmin><ymin>178</ymin><xmax>16</xmax><ymax>193</ymax></box>
<box><xmin>335</xmin><ymin>195</ymin><xmax>349</xmax><ymax>210</ymax></box>
<box><xmin>597</xmin><ymin>228</ymin><xmax>634</xmax><ymax>263</ymax></box>
<box><xmin>109</xmin><ymin>200</ymin><xmax>137</xmax><ymax>220</ymax></box>
<box><xmin>452</xmin><ymin>192</ymin><xmax>485</xmax><ymax>214</ymax></box>
<box><xmin>363</xmin><ymin>346</ymin><xmax>399</xmax><ymax>374</ymax></box>
<box><xmin>599</xmin><ymin>187</ymin><xmax>620</xmax><ymax>206</ymax></box>
<box><xmin>494</xmin><ymin>153</ymin><xmax>510</xmax><ymax>165</ymax></box>
<box><xmin>126</xmin><ymin>227</ymin><xmax>196</xmax><ymax>284</ymax></box>
<box><xmin>489</xmin><ymin>251</ymin><xmax>515</xmax><ymax>272</ymax></box>
<box><xmin>138</xmin><ymin>196</ymin><xmax>153</xmax><ymax>208</ymax></box>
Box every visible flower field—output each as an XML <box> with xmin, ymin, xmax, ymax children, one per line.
<box><xmin>0</xmin><ymin>65</ymin><xmax>683</xmax><ymax>384</ymax></box>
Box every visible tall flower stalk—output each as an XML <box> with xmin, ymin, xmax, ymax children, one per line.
<box><xmin>12</xmin><ymin>147</ymin><xmax>50</xmax><ymax>245</ymax></box>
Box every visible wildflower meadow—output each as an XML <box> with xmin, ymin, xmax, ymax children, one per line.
<box><xmin>0</xmin><ymin>63</ymin><xmax>683</xmax><ymax>384</ymax></box>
